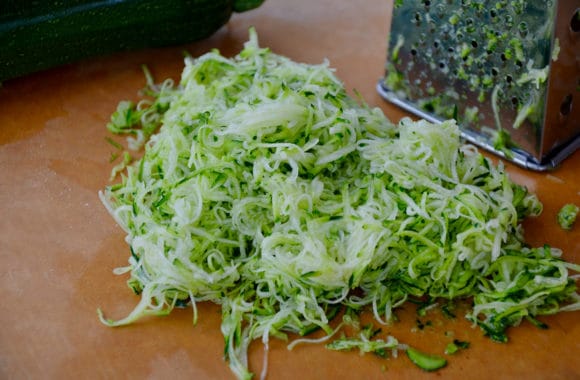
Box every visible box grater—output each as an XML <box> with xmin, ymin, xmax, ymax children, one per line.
<box><xmin>378</xmin><ymin>0</ymin><xmax>580</xmax><ymax>171</ymax></box>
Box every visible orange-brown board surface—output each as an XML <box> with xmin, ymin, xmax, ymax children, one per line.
<box><xmin>1</xmin><ymin>1</ymin><xmax>578</xmax><ymax>379</ymax></box>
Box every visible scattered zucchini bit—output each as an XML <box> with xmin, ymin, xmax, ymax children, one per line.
<box><xmin>557</xmin><ymin>203</ymin><xmax>579</xmax><ymax>231</ymax></box>
<box><xmin>327</xmin><ymin>324</ymin><xmax>399</xmax><ymax>358</ymax></box>
<box><xmin>444</xmin><ymin>339</ymin><xmax>470</xmax><ymax>355</ymax></box>
<box><xmin>415</xmin><ymin>318</ymin><xmax>433</xmax><ymax>331</ymax></box>
<box><xmin>406</xmin><ymin>347</ymin><xmax>447</xmax><ymax>371</ymax></box>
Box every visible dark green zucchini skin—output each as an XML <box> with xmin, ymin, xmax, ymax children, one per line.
<box><xmin>0</xmin><ymin>0</ymin><xmax>265</xmax><ymax>82</ymax></box>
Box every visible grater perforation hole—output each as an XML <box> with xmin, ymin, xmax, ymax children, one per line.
<box><xmin>414</xmin><ymin>12</ymin><xmax>422</xmax><ymax>25</ymax></box>
<box><xmin>504</xmin><ymin>15</ymin><xmax>514</xmax><ymax>29</ymax></box>
<box><xmin>465</xmin><ymin>18</ymin><xmax>475</xmax><ymax>33</ymax></box>
<box><xmin>518</xmin><ymin>22</ymin><xmax>528</xmax><ymax>37</ymax></box>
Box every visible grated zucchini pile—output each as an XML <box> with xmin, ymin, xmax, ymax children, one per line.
<box><xmin>99</xmin><ymin>29</ymin><xmax>579</xmax><ymax>379</ymax></box>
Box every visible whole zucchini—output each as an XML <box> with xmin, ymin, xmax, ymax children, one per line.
<box><xmin>0</xmin><ymin>0</ymin><xmax>265</xmax><ymax>82</ymax></box>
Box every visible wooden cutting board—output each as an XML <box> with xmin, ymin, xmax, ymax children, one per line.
<box><xmin>1</xmin><ymin>1</ymin><xmax>578</xmax><ymax>378</ymax></box>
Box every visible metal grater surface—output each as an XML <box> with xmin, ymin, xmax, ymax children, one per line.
<box><xmin>378</xmin><ymin>0</ymin><xmax>580</xmax><ymax>170</ymax></box>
